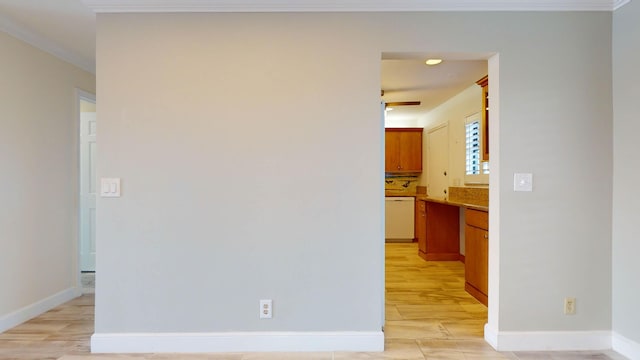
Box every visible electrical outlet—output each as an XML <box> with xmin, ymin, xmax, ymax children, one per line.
<box><xmin>564</xmin><ymin>297</ymin><xmax>576</xmax><ymax>315</ymax></box>
<box><xmin>260</xmin><ymin>299</ymin><xmax>272</xmax><ymax>319</ymax></box>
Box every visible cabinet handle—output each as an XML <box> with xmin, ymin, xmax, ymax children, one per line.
<box><xmin>484</xmin><ymin>233</ymin><xmax>488</xmax><ymax>239</ymax></box>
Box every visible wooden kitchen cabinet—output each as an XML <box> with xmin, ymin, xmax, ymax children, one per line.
<box><xmin>415</xmin><ymin>200</ymin><xmax>427</xmax><ymax>253</ymax></box>
<box><xmin>419</xmin><ymin>201</ymin><xmax>460</xmax><ymax>261</ymax></box>
<box><xmin>465</xmin><ymin>208</ymin><xmax>489</xmax><ymax>306</ymax></box>
<box><xmin>385</xmin><ymin>128</ymin><xmax>422</xmax><ymax>173</ymax></box>
<box><xmin>476</xmin><ymin>76</ymin><xmax>489</xmax><ymax>161</ymax></box>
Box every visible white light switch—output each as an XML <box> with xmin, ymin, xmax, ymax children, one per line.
<box><xmin>100</xmin><ymin>178</ymin><xmax>121</xmax><ymax>197</ymax></box>
<box><xmin>513</xmin><ymin>173</ymin><xmax>533</xmax><ymax>192</ymax></box>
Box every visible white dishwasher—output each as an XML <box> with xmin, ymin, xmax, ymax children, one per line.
<box><xmin>385</xmin><ymin>197</ymin><xmax>415</xmax><ymax>241</ymax></box>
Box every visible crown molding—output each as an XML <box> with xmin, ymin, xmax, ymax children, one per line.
<box><xmin>83</xmin><ymin>0</ymin><xmax>630</xmax><ymax>13</ymax></box>
<box><xmin>613</xmin><ymin>0</ymin><xmax>632</xmax><ymax>9</ymax></box>
<box><xmin>0</xmin><ymin>15</ymin><xmax>95</xmax><ymax>74</ymax></box>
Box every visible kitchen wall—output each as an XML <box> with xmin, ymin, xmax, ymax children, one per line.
<box><xmin>94</xmin><ymin>11</ymin><xmax>613</xmax><ymax>351</ymax></box>
<box><xmin>418</xmin><ymin>84</ymin><xmax>484</xmax><ymax>191</ymax></box>
<box><xmin>418</xmin><ymin>84</ymin><xmax>485</xmax><ymax>258</ymax></box>
<box><xmin>384</xmin><ymin>118</ymin><xmax>421</xmax><ymax>128</ymax></box>
<box><xmin>612</xmin><ymin>0</ymin><xmax>640</xmax><ymax>354</ymax></box>
<box><xmin>0</xmin><ymin>32</ymin><xmax>96</xmax><ymax>332</ymax></box>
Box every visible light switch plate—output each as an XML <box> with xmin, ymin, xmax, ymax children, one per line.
<box><xmin>100</xmin><ymin>178</ymin><xmax>121</xmax><ymax>197</ymax></box>
<box><xmin>514</xmin><ymin>173</ymin><xmax>533</xmax><ymax>192</ymax></box>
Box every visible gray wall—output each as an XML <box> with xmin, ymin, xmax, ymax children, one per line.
<box><xmin>0</xmin><ymin>31</ymin><xmax>95</xmax><ymax>327</ymax></box>
<box><xmin>613</xmin><ymin>1</ymin><xmax>640</xmax><ymax>345</ymax></box>
<box><xmin>95</xmin><ymin>12</ymin><xmax>613</xmax><ymax>334</ymax></box>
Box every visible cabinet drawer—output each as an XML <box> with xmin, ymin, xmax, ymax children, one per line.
<box><xmin>466</xmin><ymin>209</ymin><xmax>488</xmax><ymax>230</ymax></box>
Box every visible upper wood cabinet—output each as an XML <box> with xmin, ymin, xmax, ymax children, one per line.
<box><xmin>385</xmin><ymin>128</ymin><xmax>423</xmax><ymax>173</ymax></box>
<box><xmin>476</xmin><ymin>76</ymin><xmax>489</xmax><ymax>161</ymax></box>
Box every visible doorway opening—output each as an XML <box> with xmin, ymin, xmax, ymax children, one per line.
<box><xmin>77</xmin><ymin>90</ymin><xmax>96</xmax><ymax>294</ymax></box>
<box><xmin>381</xmin><ymin>52</ymin><xmax>499</xmax><ymax>347</ymax></box>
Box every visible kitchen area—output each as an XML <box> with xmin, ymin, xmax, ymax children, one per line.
<box><xmin>382</xmin><ymin>56</ymin><xmax>490</xmax><ymax>307</ymax></box>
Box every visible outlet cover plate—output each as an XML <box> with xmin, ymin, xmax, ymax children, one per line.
<box><xmin>259</xmin><ymin>299</ymin><xmax>272</xmax><ymax>319</ymax></box>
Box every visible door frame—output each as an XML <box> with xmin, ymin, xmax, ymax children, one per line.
<box><xmin>379</xmin><ymin>52</ymin><xmax>500</xmax><ymax>348</ymax></box>
<box><xmin>426</xmin><ymin>122</ymin><xmax>449</xmax><ymax>199</ymax></box>
<box><xmin>73</xmin><ymin>88</ymin><xmax>97</xmax><ymax>295</ymax></box>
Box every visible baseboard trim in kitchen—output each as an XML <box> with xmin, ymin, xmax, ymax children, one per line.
<box><xmin>91</xmin><ymin>331</ymin><xmax>384</xmax><ymax>353</ymax></box>
<box><xmin>612</xmin><ymin>331</ymin><xmax>640</xmax><ymax>360</ymax></box>
<box><xmin>0</xmin><ymin>287</ymin><xmax>79</xmax><ymax>333</ymax></box>
<box><xmin>486</xmin><ymin>327</ymin><xmax>611</xmax><ymax>352</ymax></box>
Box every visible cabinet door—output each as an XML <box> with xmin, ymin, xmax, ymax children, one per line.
<box><xmin>385</xmin><ymin>128</ymin><xmax>422</xmax><ymax>173</ymax></box>
<box><xmin>476</xmin><ymin>75</ymin><xmax>489</xmax><ymax>161</ymax></box>
<box><xmin>423</xmin><ymin>202</ymin><xmax>460</xmax><ymax>261</ymax></box>
<box><xmin>465</xmin><ymin>225</ymin><xmax>489</xmax><ymax>296</ymax></box>
<box><xmin>385</xmin><ymin>131</ymin><xmax>402</xmax><ymax>172</ymax></box>
<box><xmin>398</xmin><ymin>131</ymin><xmax>422</xmax><ymax>172</ymax></box>
<box><xmin>416</xmin><ymin>200</ymin><xmax>427</xmax><ymax>254</ymax></box>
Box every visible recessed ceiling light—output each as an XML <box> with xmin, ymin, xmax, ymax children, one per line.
<box><xmin>425</xmin><ymin>59</ymin><xmax>443</xmax><ymax>66</ymax></box>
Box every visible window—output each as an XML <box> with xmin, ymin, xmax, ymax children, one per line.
<box><xmin>465</xmin><ymin>120</ymin><xmax>481</xmax><ymax>175</ymax></box>
<box><xmin>465</xmin><ymin>113</ymin><xmax>489</xmax><ymax>184</ymax></box>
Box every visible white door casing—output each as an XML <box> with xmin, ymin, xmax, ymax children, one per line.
<box><xmin>427</xmin><ymin>124</ymin><xmax>449</xmax><ymax>199</ymax></box>
<box><xmin>80</xmin><ymin>103</ymin><xmax>97</xmax><ymax>271</ymax></box>
<box><xmin>380</xmin><ymin>100</ymin><xmax>386</xmax><ymax>329</ymax></box>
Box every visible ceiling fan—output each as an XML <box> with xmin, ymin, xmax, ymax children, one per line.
<box><xmin>381</xmin><ymin>90</ymin><xmax>421</xmax><ymax>108</ymax></box>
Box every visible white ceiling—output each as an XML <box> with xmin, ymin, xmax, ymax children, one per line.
<box><xmin>382</xmin><ymin>56</ymin><xmax>487</xmax><ymax>123</ymax></box>
<box><xmin>83</xmin><ymin>0</ymin><xmax>630</xmax><ymax>12</ymax></box>
<box><xmin>0</xmin><ymin>0</ymin><xmax>627</xmax><ymax>121</ymax></box>
<box><xmin>0</xmin><ymin>0</ymin><xmax>95</xmax><ymax>72</ymax></box>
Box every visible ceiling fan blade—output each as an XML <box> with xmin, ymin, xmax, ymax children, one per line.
<box><xmin>385</xmin><ymin>101</ymin><xmax>421</xmax><ymax>107</ymax></box>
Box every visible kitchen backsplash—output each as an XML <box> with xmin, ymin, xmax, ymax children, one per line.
<box><xmin>448</xmin><ymin>186</ymin><xmax>489</xmax><ymax>206</ymax></box>
<box><xmin>384</xmin><ymin>176</ymin><xmax>419</xmax><ymax>194</ymax></box>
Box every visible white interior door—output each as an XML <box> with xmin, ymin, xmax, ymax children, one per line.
<box><xmin>80</xmin><ymin>100</ymin><xmax>97</xmax><ymax>271</ymax></box>
<box><xmin>427</xmin><ymin>124</ymin><xmax>449</xmax><ymax>199</ymax></box>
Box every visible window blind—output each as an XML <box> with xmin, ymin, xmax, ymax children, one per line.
<box><xmin>466</xmin><ymin>120</ymin><xmax>481</xmax><ymax>175</ymax></box>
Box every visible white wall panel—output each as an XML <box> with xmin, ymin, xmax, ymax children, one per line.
<box><xmin>613</xmin><ymin>0</ymin><xmax>640</xmax><ymax>351</ymax></box>
<box><xmin>94</xmin><ymin>11</ymin><xmax>613</xmax><ymax>341</ymax></box>
<box><xmin>0</xmin><ymin>32</ymin><xmax>95</xmax><ymax>330</ymax></box>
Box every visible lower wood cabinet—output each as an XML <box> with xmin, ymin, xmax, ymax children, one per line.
<box><xmin>418</xmin><ymin>201</ymin><xmax>460</xmax><ymax>261</ymax></box>
<box><xmin>465</xmin><ymin>209</ymin><xmax>489</xmax><ymax>306</ymax></box>
<box><xmin>416</xmin><ymin>200</ymin><xmax>427</xmax><ymax>254</ymax></box>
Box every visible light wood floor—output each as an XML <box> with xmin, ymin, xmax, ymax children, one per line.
<box><xmin>0</xmin><ymin>243</ymin><xmax>625</xmax><ymax>359</ymax></box>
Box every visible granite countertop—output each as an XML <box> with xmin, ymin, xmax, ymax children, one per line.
<box><xmin>416</xmin><ymin>195</ymin><xmax>488</xmax><ymax>212</ymax></box>
<box><xmin>384</xmin><ymin>191</ymin><xmax>418</xmax><ymax>197</ymax></box>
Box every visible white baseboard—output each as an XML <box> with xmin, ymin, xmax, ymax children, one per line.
<box><xmin>0</xmin><ymin>287</ymin><xmax>79</xmax><ymax>333</ymax></box>
<box><xmin>484</xmin><ymin>323</ymin><xmax>498</xmax><ymax>349</ymax></box>
<box><xmin>91</xmin><ymin>331</ymin><xmax>384</xmax><ymax>353</ymax></box>
<box><xmin>489</xmin><ymin>329</ymin><xmax>611</xmax><ymax>352</ymax></box>
<box><xmin>613</xmin><ymin>332</ymin><xmax>640</xmax><ymax>360</ymax></box>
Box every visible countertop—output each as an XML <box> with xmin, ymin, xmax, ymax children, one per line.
<box><xmin>384</xmin><ymin>189</ymin><xmax>488</xmax><ymax>212</ymax></box>
<box><xmin>384</xmin><ymin>191</ymin><xmax>419</xmax><ymax>197</ymax></box>
<box><xmin>415</xmin><ymin>195</ymin><xmax>488</xmax><ymax>212</ymax></box>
